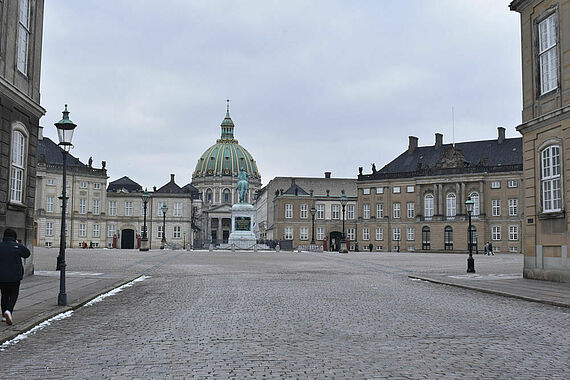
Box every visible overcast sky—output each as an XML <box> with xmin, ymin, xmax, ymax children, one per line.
<box><xmin>40</xmin><ymin>0</ymin><xmax>522</xmax><ymax>189</ymax></box>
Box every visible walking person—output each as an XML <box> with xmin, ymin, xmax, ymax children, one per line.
<box><xmin>484</xmin><ymin>242</ymin><xmax>489</xmax><ymax>255</ymax></box>
<box><xmin>488</xmin><ymin>241</ymin><xmax>494</xmax><ymax>256</ymax></box>
<box><xmin>0</xmin><ymin>228</ymin><xmax>31</xmax><ymax>325</ymax></box>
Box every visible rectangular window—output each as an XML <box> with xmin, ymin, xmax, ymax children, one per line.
<box><xmin>125</xmin><ymin>201</ymin><xmax>133</xmax><ymax>216</ymax></box>
<box><xmin>393</xmin><ymin>203</ymin><xmax>401</xmax><ymax>219</ymax></box>
<box><xmin>17</xmin><ymin>0</ymin><xmax>30</xmax><ymax>75</ymax></box>
<box><xmin>300</xmin><ymin>227</ymin><xmax>308</xmax><ymax>240</ymax></box>
<box><xmin>109</xmin><ymin>201</ymin><xmax>117</xmax><ymax>216</ymax></box>
<box><xmin>93</xmin><ymin>224</ymin><xmax>100</xmax><ymax>238</ymax></box>
<box><xmin>376</xmin><ymin>187</ymin><xmax>383</xmax><ymax>194</ymax></box>
<box><xmin>47</xmin><ymin>178</ymin><xmax>55</xmax><ymax>186</ymax></box>
<box><xmin>108</xmin><ymin>224</ymin><xmax>116</xmax><ymax>238</ymax></box>
<box><xmin>46</xmin><ymin>196</ymin><xmax>54</xmax><ymax>212</ymax></box>
<box><xmin>492</xmin><ymin>226</ymin><xmax>501</xmax><ymax>241</ymax></box>
<box><xmin>173</xmin><ymin>202</ymin><xmax>182</xmax><ymax>217</ymax></box>
<box><xmin>508</xmin><ymin>180</ymin><xmax>518</xmax><ymax>188</ymax></box>
<box><xmin>393</xmin><ymin>186</ymin><xmax>401</xmax><ymax>194</ymax></box>
<box><xmin>173</xmin><ymin>226</ymin><xmax>181</xmax><ymax>238</ymax></box>
<box><xmin>541</xmin><ymin>145</ymin><xmax>561</xmax><ymax>212</ymax></box>
<box><xmin>375</xmin><ymin>227</ymin><xmax>383</xmax><ymax>241</ymax></box>
<box><xmin>79</xmin><ymin>223</ymin><xmax>86</xmax><ymax>237</ymax></box>
<box><xmin>407</xmin><ymin>227</ymin><xmax>415</xmax><ymax>241</ymax></box>
<box><xmin>446</xmin><ymin>194</ymin><xmax>456</xmax><ymax>217</ymax></box>
<box><xmin>284</xmin><ymin>227</ymin><xmax>293</xmax><ymax>240</ymax></box>
<box><xmin>407</xmin><ymin>202</ymin><xmax>415</xmax><ymax>219</ymax></box>
<box><xmin>538</xmin><ymin>14</ymin><xmax>558</xmax><ymax>94</ymax></box>
<box><xmin>332</xmin><ymin>204</ymin><xmax>340</xmax><ymax>219</ymax></box>
<box><xmin>363</xmin><ymin>188</ymin><xmax>371</xmax><ymax>195</ymax></box>
<box><xmin>491</xmin><ymin>181</ymin><xmax>501</xmax><ymax>189</ymax></box>
<box><xmin>10</xmin><ymin>130</ymin><xmax>26</xmax><ymax>203</ymax></box>
<box><xmin>376</xmin><ymin>203</ymin><xmax>384</xmax><ymax>218</ymax></box>
<box><xmin>80</xmin><ymin>181</ymin><xmax>87</xmax><ymax>189</ymax></box>
<box><xmin>79</xmin><ymin>199</ymin><xmax>86</xmax><ymax>214</ymax></box>
<box><xmin>347</xmin><ymin>228</ymin><xmax>355</xmax><ymax>241</ymax></box>
<box><xmin>316</xmin><ymin>204</ymin><xmax>325</xmax><ymax>219</ymax></box>
<box><xmin>346</xmin><ymin>204</ymin><xmax>355</xmax><ymax>220</ymax></box>
<box><xmin>157</xmin><ymin>202</ymin><xmax>168</xmax><ymax>216</ymax></box>
<box><xmin>362</xmin><ymin>227</ymin><xmax>370</xmax><ymax>241</ymax></box>
<box><xmin>93</xmin><ymin>183</ymin><xmax>101</xmax><ymax>190</ymax></box>
<box><xmin>492</xmin><ymin>200</ymin><xmax>501</xmax><ymax>216</ymax></box>
<box><xmin>316</xmin><ymin>227</ymin><xmax>324</xmax><ymax>240</ymax></box>
<box><xmin>508</xmin><ymin>199</ymin><xmax>518</xmax><ymax>216</ymax></box>
<box><xmin>93</xmin><ymin>199</ymin><xmax>100</xmax><ymax>215</ymax></box>
<box><xmin>158</xmin><ymin>225</ymin><xmax>164</xmax><ymax>239</ymax></box>
<box><xmin>406</xmin><ymin>185</ymin><xmax>414</xmax><ymax>193</ymax></box>
<box><xmin>46</xmin><ymin>222</ymin><xmax>53</xmax><ymax>236</ymax></box>
<box><xmin>393</xmin><ymin>227</ymin><xmax>401</xmax><ymax>241</ymax></box>
<box><xmin>300</xmin><ymin>204</ymin><xmax>308</xmax><ymax>219</ymax></box>
<box><xmin>363</xmin><ymin>204</ymin><xmax>370</xmax><ymax>219</ymax></box>
<box><xmin>509</xmin><ymin>226</ymin><xmax>518</xmax><ymax>241</ymax></box>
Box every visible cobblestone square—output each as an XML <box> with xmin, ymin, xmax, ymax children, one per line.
<box><xmin>1</xmin><ymin>249</ymin><xmax>568</xmax><ymax>379</ymax></box>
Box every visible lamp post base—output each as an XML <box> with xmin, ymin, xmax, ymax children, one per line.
<box><xmin>140</xmin><ymin>238</ymin><xmax>149</xmax><ymax>251</ymax></box>
<box><xmin>467</xmin><ymin>254</ymin><xmax>475</xmax><ymax>273</ymax></box>
<box><xmin>339</xmin><ymin>239</ymin><xmax>348</xmax><ymax>253</ymax></box>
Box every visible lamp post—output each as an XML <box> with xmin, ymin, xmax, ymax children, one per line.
<box><xmin>466</xmin><ymin>196</ymin><xmax>475</xmax><ymax>273</ymax></box>
<box><xmin>339</xmin><ymin>190</ymin><xmax>348</xmax><ymax>253</ymax></box>
<box><xmin>160</xmin><ymin>202</ymin><xmax>168</xmax><ymax>249</ymax></box>
<box><xmin>140</xmin><ymin>189</ymin><xmax>150</xmax><ymax>251</ymax></box>
<box><xmin>55</xmin><ymin>105</ymin><xmax>76</xmax><ymax>306</ymax></box>
<box><xmin>310</xmin><ymin>205</ymin><xmax>316</xmax><ymax>245</ymax></box>
<box><xmin>183</xmin><ymin>232</ymin><xmax>186</xmax><ymax>250</ymax></box>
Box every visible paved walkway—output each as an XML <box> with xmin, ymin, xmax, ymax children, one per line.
<box><xmin>408</xmin><ymin>272</ymin><xmax>570</xmax><ymax>308</ymax></box>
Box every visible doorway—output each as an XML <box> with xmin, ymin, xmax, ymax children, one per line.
<box><xmin>329</xmin><ymin>231</ymin><xmax>342</xmax><ymax>251</ymax></box>
<box><xmin>121</xmin><ymin>229</ymin><xmax>135</xmax><ymax>249</ymax></box>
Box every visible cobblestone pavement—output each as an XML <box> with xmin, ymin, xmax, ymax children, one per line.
<box><xmin>1</xmin><ymin>249</ymin><xmax>568</xmax><ymax>379</ymax></box>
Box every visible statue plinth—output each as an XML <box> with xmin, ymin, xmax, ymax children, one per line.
<box><xmin>228</xmin><ymin>202</ymin><xmax>256</xmax><ymax>249</ymax></box>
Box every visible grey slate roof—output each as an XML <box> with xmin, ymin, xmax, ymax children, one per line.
<box><xmin>182</xmin><ymin>183</ymin><xmax>201</xmax><ymax>200</ymax></box>
<box><xmin>283</xmin><ymin>183</ymin><xmax>310</xmax><ymax>196</ymax></box>
<box><xmin>155</xmin><ymin>180</ymin><xmax>185</xmax><ymax>194</ymax></box>
<box><xmin>359</xmin><ymin>138</ymin><xmax>522</xmax><ymax>181</ymax></box>
<box><xmin>107</xmin><ymin>176</ymin><xmax>142</xmax><ymax>193</ymax></box>
<box><xmin>38</xmin><ymin>137</ymin><xmax>85</xmax><ymax>167</ymax></box>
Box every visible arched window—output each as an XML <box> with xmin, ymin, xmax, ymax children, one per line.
<box><xmin>446</xmin><ymin>193</ymin><xmax>456</xmax><ymax>217</ymax></box>
<box><xmin>10</xmin><ymin>125</ymin><xmax>28</xmax><ymax>203</ymax></box>
<box><xmin>470</xmin><ymin>192</ymin><xmax>480</xmax><ymax>216</ymax></box>
<box><xmin>444</xmin><ymin>226</ymin><xmax>453</xmax><ymax>250</ymax></box>
<box><xmin>541</xmin><ymin>145</ymin><xmax>561</xmax><ymax>212</ymax></box>
<box><xmin>424</xmin><ymin>194</ymin><xmax>434</xmax><ymax>218</ymax></box>
<box><xmin>206</xmin><ymin>188</ymin><xmax>213</xmax><ymax>204</ymax></box>
<box><xmin>223</xmin><ymin>188</ymin><xmax>231</xmax><ymax>204</ymax></box>
<box><xmin>422</xmin><ymin>226</ymin><xmax>430</xmax><ymax>250</ymax></box>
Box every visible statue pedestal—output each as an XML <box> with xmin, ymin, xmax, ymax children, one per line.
<box><xmin>228</xmin><ymin>203</ymin><xmax>256</xmax><ymax>250</ymax></box>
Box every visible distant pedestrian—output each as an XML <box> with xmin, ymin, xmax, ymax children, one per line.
<box><xmin>488</xmin><ymin>242</ymin><xmax>494</xmax><ymax>256</ymax></box>
<box><xmin>0</xmin><ymin>228</ymin><xmax>30</xmax><ymax>325</ymax></box>
<box><xmin>484</xmin><ymin>242</ymin><xmax>489</xmax><ymax>255</ymax></box>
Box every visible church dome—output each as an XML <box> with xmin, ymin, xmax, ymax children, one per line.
<box><xmin>193</xmin><ymin>105</ymin><xmax>260</xmax><ymax>179</ymax></box>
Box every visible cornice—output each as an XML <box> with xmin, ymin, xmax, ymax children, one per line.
<box><xmin>0</xmin><ymin>77</ymin><xmax>45</xmax><ymax>118</ymax></box>
<box><xmin>516</xmin><ymin>105</ymin><xmax>570</xmax><ymax>134</ymax></box>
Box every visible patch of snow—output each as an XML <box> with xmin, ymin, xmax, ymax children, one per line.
<box><xmin>83</xmin><ymin>275</ymin><xmax>150</xmax><ymax>307</ymax></box>
<box><xmin>0</xmin><ymin>311</ymin><xmax>73</xmax><ymax>351</ymax></box>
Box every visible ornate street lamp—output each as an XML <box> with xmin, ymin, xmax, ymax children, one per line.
<box><xmin>310</xmin><ymin>205</ymin><xmax>317</xmax><ymax>245</ymax></box>
<box><xmin>339</xmin><ymin>190</ymin><xmax>348</xmax><ymax>253</ymax></box>
<box><xmin>160</xmin><ymin>202</ymin><xmax>168</xmax><ymax>249</ymax></box>
<box><xmin>55</xmin><ymin>105</ymin><xmax>76</xmax><ymax>306</ymax></box>
<box><xmin>466</xmin><ymin>196</ymin><xmax>475</xmax><ymax>273</ymax></box>
<box><xmin>140</xmin><ymin>189</ymin><xmax>150</xmax><ymax>251</ymax></box>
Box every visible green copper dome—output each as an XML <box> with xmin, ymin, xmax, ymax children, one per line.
<box><xmin>194</xmin><ymin>108</ymin><xmax>260</xmax><ymax>179</ymax></box>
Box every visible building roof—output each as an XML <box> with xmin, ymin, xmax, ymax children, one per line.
<box><xmin>193</xmin><ymin>106</ymin><xmax>260</xmax><ymax>180</ymax></box>
<box><xmin>283</xmin><ymin>182</ymin><xmax>310</xmax><ymax>196</ymax></box>
<box><xmin>155</xmin><ymin>174</ymin><xmax>185</xmax><ymax>194</ymax></box>
<box><xmin>107</xmin><ymin>176</ymin><xmax>142</xmax><ymax>193</ymax></box>
<box><xmin>359</xmin><ymin>134</ymin><xmax>522</xmax><ymax>181</ymax></box>
<box><xmin>38</xmin><ymin>137</ymin><xmax>86</xmax><ymax>167</ymax></box>
<box><xmin>181</xmin><ymin>183</ymin><xmax>201</xmax><ymax>200</ymax></box>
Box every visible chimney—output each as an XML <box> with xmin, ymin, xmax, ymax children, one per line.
<box><xmin>291</xmin><ymin>178</ymin><xmax>296</xmax><ymax>185</ymax></box>
<box><xmin>324</xmin><ymin>171</ymin><xmax>331</xmax><ymax>178</ymax></box>
<box><xmin>435</xmin><ymin>133</ymin><xmax>443</xmax><ymax>149</ymax></box>
<box><xmin>170</xmin><ymin>173</ymin><xmax>175</xmax><ymax>183</ymax></box>
<box><xmin>497</xmin><ymin>126</ymin><xmax>505</xmax><ymax>144</ymax></box>
<box><xmin>408</xmin><ymin>136</ymin><xmax>418</xmax><ymax>154</ymax></box>
<box><xmin>38</xmin><ymin>126</ymin><xmax>43</xmax><ymax>140</ymax></box>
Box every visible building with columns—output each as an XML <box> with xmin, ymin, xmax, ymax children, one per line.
<box><xmin>192</xmin><ymin>104</ymin><xmax>261</xmax><ymax>246</ymax></box>
<box><xmin>510</xmin><ymin>0</ymin><xmax>569</xmax><ymax>282</ymax></box>
<box><xmin>356</xmin><ymin>128</ymin><xmax>524</xmax><ymax>253</ymax></box>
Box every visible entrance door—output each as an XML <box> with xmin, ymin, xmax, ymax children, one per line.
<box><xmin>121</xmin><ymin>229</ymin><xmax>135</xmax><ymax>249</ymax></box>
<box><xmin>211</xmin><ymin>230</ymin><xmax>217</xmax><ymax>245</ymax></box>
<box><xmin>329</xmin><ymin>231</ymin><xmax>342</xmax><ymax>251</ymax></box>
<box><xmin>422</xmin><ymin>226</ymin><xmax>430</xmax><ymax>250</ymax></box>
<box><xmin>223</xmin><ymin>230</ymin><xmax>230</xmax><ymax>244</ymax></box>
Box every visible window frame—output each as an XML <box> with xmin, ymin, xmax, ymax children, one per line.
<box><xmin>407</xmin><ymin>202</ymin><xmax>415</xmax><ymax>219</ymax></box>
<box><xmin>363</xmin><ymin>204</ymin><xmax>370</xmax><ymax>220</ymax></box>
<box><xmin>537</xmin><ymin>12</ymin><xmax>558</xmax><ymax>95</ymax></box>
<box><xmin>492</xmin><ymin>199</ymin><xmax>501</xmax><ymax>217</ymax></box>
<box><xmin>393</xmin><ymin>202</ymin><xmax>401</xmax><ymax>219</ymax></box>
<box><xmin>300</xmin><ymin>204</ymin><xmax>308</xmax><ymax>219</ymax></box>
<box><xmin>508</xmin><ymin>198</ymin><xmax>518</xmax><ymax>216</ymax></box>
<box><xmin>375</xmin><ymin>227</ymin><xmax>383</xmax><ymax>241</ymax></box>
<box><xmin>492</xmin><ymin>226</ymin><xmax>501</xmax><ymax>241</ymax></box>
<box><xmin>376</xmin><ymin>203</ymin><xmax>384</xmax><ymax>219</ymax></box>
<box><xmin>17</xmin><ymin>0</ymin><xmax>31</xmax><ymax>75</ymax></box>
<box><xmin>9</xmin><ymin>124</ymin><xmax>28</xmax><ymax>204</ymax></box>
<box><xmin>540</xmin><ymin>144</ymin><xmax>562</xmax><ymax>213</ymax></box>
<box><xmin>446</xmin><ymin>193</ymin><xmax>456</xmax><ymax>218</ymax></box>
<box><xmin>424</xmin><ymin>194</ymin><xmax>434</xmax><ymax>218</ymax></box>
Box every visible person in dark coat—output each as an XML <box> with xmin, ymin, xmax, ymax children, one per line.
<box><xmin>0</xmin><ymin>228</ymin><xmax>31</xmax><ymax>325</ymax></box>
